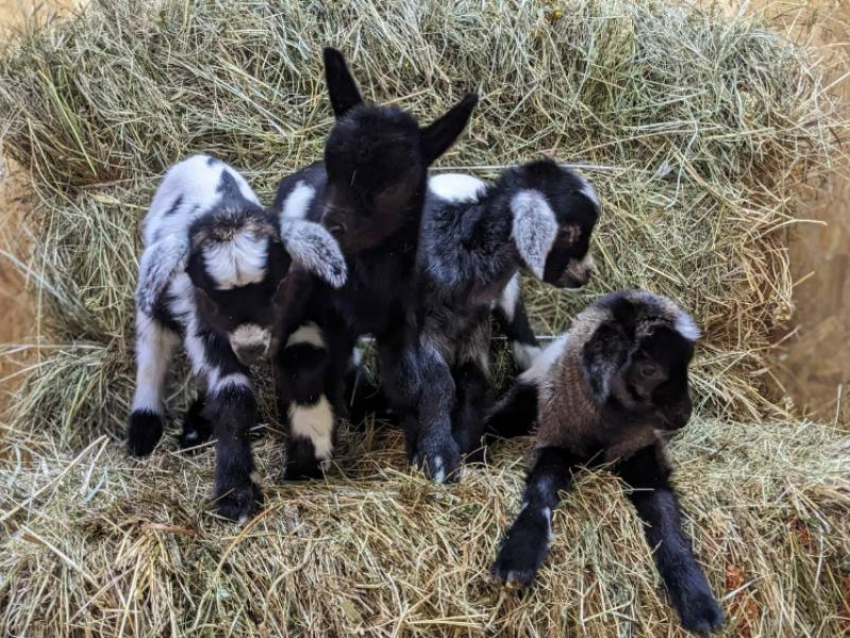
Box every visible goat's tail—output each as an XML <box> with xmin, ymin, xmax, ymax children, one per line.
<box><xmin>486</xmin><ymin>379</ymin><xmax>539</xmax><ymax>439</ymax></box>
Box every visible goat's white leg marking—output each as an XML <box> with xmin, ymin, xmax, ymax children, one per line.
<box><xmin>132</xmin><ymin>311</ymin><xmax>180</xmax><ymax>414</ymax></box>
<box><xmin>281</xmin><ymin>181</ymin><xmax>316</xmax><ymax>219</ymax></box>
<box><xmin>512</xmin><ymin>342</ymin><xmax>543</xmax><ymax>371</ymax></box>
<box><xmin>288</xmin><ymin>396</ymin><xmax>335</xmax><ymax>461</ymax></box>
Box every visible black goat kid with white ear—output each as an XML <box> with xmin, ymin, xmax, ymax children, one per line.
<box><xmin>490</xmin><ymin>291</ymin><xmax>724</xmax><ymax>635</ymax></box>
<box><xmin>127</xmin><ymin>155</ymin><xmax>346</xmax><ymax>521</ymax></box>
<box><xmin>271</xmin><ymin>48</ymin><xmax>478</xmax><ymax>479</ymax></box>
<box><xmin>405</xmin><ymin>160</ymin><xmax>599</xmax><ymax>481</ymax></box>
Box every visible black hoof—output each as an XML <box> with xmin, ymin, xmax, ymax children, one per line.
<box><xmin>179</xmin><ymin>397</ymin><xmax>213</xmax><ymax>451</ymax></box>
<box><xmin>213</xmin><ymin>481</ymin><xmax>262</xmax><ymax>522</ymax></box>
<box><xmin>127</xmin><ymin>410</ymin><xmax>164</xmax><ymax>457</ymax></box>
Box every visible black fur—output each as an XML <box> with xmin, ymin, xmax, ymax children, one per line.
<box><xmin>272</xmin><ymin>48</ymin><xmax>477</xmax><ymax>479</ymax></box>
<box><xmin>618</xmin><ymin>444</ymin><xmax>724</xmax><ymax>634</ymax></box>
<box><xmin>486</xmin><ymin>379</ymin><xmax>539</xmax><ymax>439</ymax></box>
<box><xmin>127</xmin><ymin>410</ymin><xmax>164</xmax><ymax>457</ymax></box>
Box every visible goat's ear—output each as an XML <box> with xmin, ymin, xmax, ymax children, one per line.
<box><xmin>581</xmin><ymin>321</ymin><xmax>631</xmax><ymax>403</ymax></box>
<box><xmin>419</xmin><ymin>93</ymin><xmax>478</xmax><ymax>165</ymax></box>
<box><xmin>323</xmin><ymin>47</ymin><xmax>363</xmax><ymax>118</ymax></box>
<box><xmin>135</xmin><ymin>235</ymin><xmax>189</xmax><ymax>315</ymax></box>
<box><xmin>511</xmin><ymin>190</ymin><xmax>558</xmax><ymax>279</ymax></box>
<box><xmin>280</xmin><ymin>220</ymin><xmax>347</xmax><ymax>288</ymax></box>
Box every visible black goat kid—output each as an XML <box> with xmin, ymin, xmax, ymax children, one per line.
<box><xmin>271</xmin><ymin>48</ymin><xmax>478</xmax><ymax>479</ymax></box>
<box><xmin>490</xmin><ymin>290</ymin><xmax>724</xmax><ymax>635</ymax></box>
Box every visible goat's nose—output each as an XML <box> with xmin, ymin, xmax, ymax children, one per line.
<box><xmin>236</xmin><ymin>343</ymin><xmax>267</xmax><ymax>366</ymax></box>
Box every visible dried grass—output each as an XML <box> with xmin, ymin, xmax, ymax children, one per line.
<box><xmin>0</xmin><ymin>0</ymin><xmax>849</xmax><ymax>635</ymax></box>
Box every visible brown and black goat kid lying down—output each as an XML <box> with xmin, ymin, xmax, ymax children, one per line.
<box><xmin>489</xmin><ymin>290</ymin><xmax>724</xmax><ymax>635</ymax></box>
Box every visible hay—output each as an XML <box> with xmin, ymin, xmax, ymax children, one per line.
<box><xmin>0</xmin><ymin>0</ymin><xmax>844</xmax><ymax>417</ymax></box>
<box><xmin>1</xmin><ymin>415</ymin><xmax>849</xmax><ymax>636</ymax></box>
<box><xmin>1</xmin><ymin>0</ymin><xmax>849</xmax><ymax>635</ymax></box>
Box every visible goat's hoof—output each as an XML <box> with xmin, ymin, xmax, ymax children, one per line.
<box><xmin>416</xmin><ymin>438</ymin><xmax>461</xmax><ymax>484</ymax></box>
<box><xmin>491</xmin><ymin>549</ymin><xmax>537</xmax><ymax>590</ymax></box>
<box><xmin>213</xmin><ymin>481</ymin><xmax>262</xmax><ymax>522</ymax></box>
<box><xmin>675</xmin><ymin>585</ymin><xmax>724</xmax><ymax>635</ymax></box>
<box><xmin>282</xmin><ymin>461</ymin><xmax>326</xmax><ymax>481</ymax></box>
<box><xmin>127</xmin><ymin>411</ymin><xmax>164</xmax><ymax>457</ymax></box>
<box><xmin>179</xmin><ymin>404</ymin><xmax>213</xmax><ymax>451</ymax></box>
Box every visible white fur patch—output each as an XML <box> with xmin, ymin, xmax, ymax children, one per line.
<box><xmin>675</xmin><ymin>313</ymin><xmax>701</xmax><ymax>342</ymax></box>
<box><xmin>203</xmin><ymin>232</ymin><xmax>269</xmax><ymax>290</ymax></box>
<box><xmin>132</xmin><ymin>311</ymin><xmax>180</xmax><ymax>413</ymax></box>
<box><xmin>510</xmin><ymin>190</ymin><xmax>558</xmax><ymax>280</ymax></box>
<box><xmin>280</xmin><ymin>219</ymin><xmax>347</xmax><ymax>289</ymax></box>
<box><xmin>289</xmin><ymin>396</ymin><xmax>334</xmax><ymax>461</ymax></box>
<box><xmin>281</xmin><ymin>181</ymin><xmax>316</xmax><ymax>220</ymax></box>
<box><xmin>521</xmin><ymin>335</ymin><xmax>569</xmax><ymax>386</ymax></box>
<box><xmin>210</xmin><ymin>372</ymin><xmax>251</xmax><ymax>395</ymax></box>
<box><xmin>285</xmin><ymin>322</ymin><xmax>325</xmax><ymax>349</ymax></box>
<box><xmin>428</xmin><ymin>173</ymin><xmax>487</xmax><ymax>203</ymax></box>
<box><xmin>229</xmin><ymin>323</ymin><xmax>271</xmax><ymax>353</ymax></box>
<box><xmin>433</xmin><ymin>455</ymin><xmax>446</xmax><ymax>484</ymax></box>
<box><xmin>512</xmin><ymin>342</ymin><xmax>543</xmax><ymax>372</ymax></box>
<box><xmin>498</xmin><ymin>273</ymin><xmax>521</xmax><ymax>322</ymax></box>
<box><xmin>136</xmin><ymin>234</ymin><xmax>189</xmax><ymax>314</ymax></box>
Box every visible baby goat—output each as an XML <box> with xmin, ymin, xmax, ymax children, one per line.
<box><xmin>271</xmin><ymin>48</ymin><xmax>478</xmax><ymax>479</ymax></box>
<box><xmin>406</xmin><ymin>159</ymin><xmax>599</xmax><ymax>481</ymax></box>
<box><xmin>490</xmin><ymin>290</ymin><xmax>724</xmax><ymax>635</ymax></box>
<box><xmin>128</xmin><ymin>154</ymin><xmax>346</xmax><ymax>520</ymax></box>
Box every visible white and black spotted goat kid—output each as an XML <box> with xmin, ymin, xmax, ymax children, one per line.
<box><xmin>490</xmin><ymin>290</ymin><xmax>724</xmax><ymax>635</ymax></box>
<box><xmin>128</xmin><ymin>154</ymin><xmax>346</xmax><ymax>521</ymax></box>
<box><xmin>404</xmin><ymin>159</ymin><xmax>600</xmax><ymax>481</ymax></box>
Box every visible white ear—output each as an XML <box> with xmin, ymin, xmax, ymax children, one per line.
<box><xmin>135</xmin><ymin>235</ymin><xmax>189</xmax><ymax>314</ymax></box>
<box><xmin>280</xmin><ymin>219</ymin><xmax>347</xmax><ymax>288</ymax></box>
<box><xmin>510</xmin><ymin>190</ymin><xmax>558</xmax><ymax>279</ymax></box>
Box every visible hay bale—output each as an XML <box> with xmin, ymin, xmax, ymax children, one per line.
<box><xmin>0</xmin><ymin>0</ymin><xmax>848</xmax><ymax>635</ymax></box>
<box><xmin>1</xmin><ymin>415</ymin><xmax>848</xmax><ymax>635</ymax></box>
<box><xmin>0</xmin><ymin>0</ymin><xmax>843</xmax><ymax>418</ymax></box>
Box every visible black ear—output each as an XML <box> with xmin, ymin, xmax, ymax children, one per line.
<box><xmin>323</xmin><ymin>47</ymin><xmax>363</xmax><ymax>118</ymax></box>
<box><xmin>419</xmin><ymin>93</ymin><xmax>478</xmax><ymax>165</ymax></box>
<box><xmin>581</xmin><ymin>322</ymin><xmax>631</xmax><ymax>403</ymax></box>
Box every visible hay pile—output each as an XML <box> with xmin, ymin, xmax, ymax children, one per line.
<box><xmin>1</xmin><ymin>0</ymin><xmax>848</xmax><ymax>635</ymax></box>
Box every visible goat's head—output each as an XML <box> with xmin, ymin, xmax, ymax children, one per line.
<box><xmin>507</xmin><ymin>159</ymin><xmax>600</xmax><ymax>289</ymax></box>
<box><xmin>320</xmin><ymin>47</ymin><xmax>478</xmax><ymax>254</ymax></box>
<box><xmin>580</xmin><ymin>291</ymin><xmax>699</xmax><ymax>431</ymax></box>
<box><xmin>187</xmin><ymin>208</ymin><xmax>346</xmax><ymax>367</ymax></box>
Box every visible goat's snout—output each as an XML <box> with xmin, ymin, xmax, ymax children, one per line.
<box><xmin>661</xmin><ymin>398</ymin><xmax>693</xmax><ymax>431</ymax></box>
<box><xmin>229</xmin><ymin>324</ymin><xmax>272</xmax><ymax>367</ymax></box>
<box><xmin>560</xmin><ymin>254</ymin><xmax>595</xmax><ymax>289</ymax></box>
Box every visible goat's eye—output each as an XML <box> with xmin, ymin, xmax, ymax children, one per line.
<box><xmin>640</xmin><ymin>363</ymin><xmax>660</xmax><ymax>379</ymax></box>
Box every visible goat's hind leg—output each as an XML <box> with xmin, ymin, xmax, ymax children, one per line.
<box><xmin>127</xmin><ymin>310</ymin><xmax>180</xmax><ymax>456</ymax></box>
<box><xmin>179</xmin><ymin>394</ymin><xmax>213</xmax><ymax>450</ymax></box>
<box><xmin>452</xmin><ymin>317</ymin><xmax>493</xmax><ymax>462</ymax></box>
<box><xmin>617</xmin><ymin>443</ymin><xmax>724</xmax><ymax>634</ymax></box>
<box><xmin>276</xmin><ymin>322</ymin><xmax>341</xmax><ymax>480</ymax></box>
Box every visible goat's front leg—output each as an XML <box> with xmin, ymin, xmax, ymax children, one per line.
<box><xmin>452</xmin><ymin>316</ymin><xmax>493</xmax><ymax>461</ymax></box>
<box><xmin>127</xmin><ymin>310</ymin><xmax>181</xmax><ymax>456</ymax></box>
<box><xmin>492</xmin><ymin>446</ymin><xmax>581</xmax><ymax>588</ymax></box>
<box><xmin>204</xmin><ymin>371</ymin><xmax>262</xmax><ymax>521</ymax></box>
<box><xmin>617</xmin><ymin>443</ymin><xmax>724</xmax><ymax>634</ymax></box>
<box><xmin>493</xmin><ymin>273</ymin><xmax>541</xmax><ymax>372</ymax></box>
